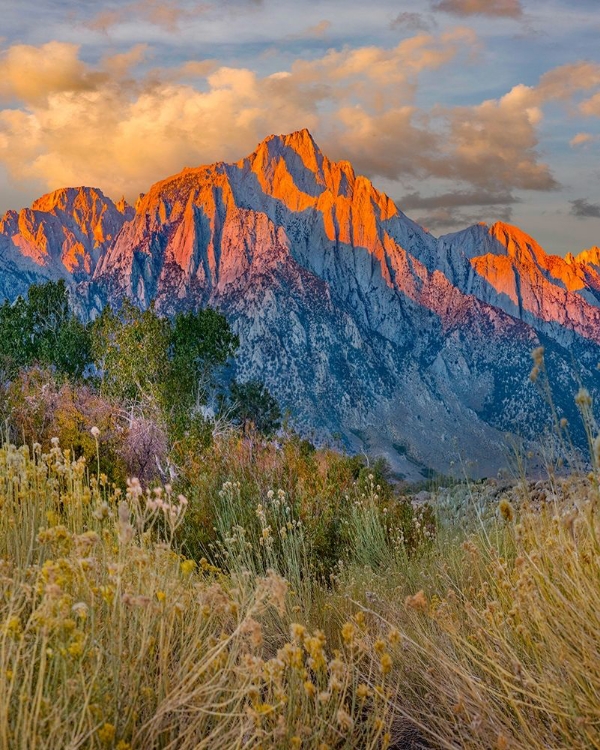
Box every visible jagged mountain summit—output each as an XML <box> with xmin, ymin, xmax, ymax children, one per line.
<box><xmin>0</xmin><ymin>187</ymin><xmax>133</xmax><ymax>301</ymax></box>
<box><xmin>1</xmin><ymin>130</ymin><xmax>599</xmax><ymax>479</ymax></box>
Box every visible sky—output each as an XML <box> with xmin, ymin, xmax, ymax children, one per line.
<box><xmin>1</xmin><ymin>0</ymin><xmax>600</xmax><ymax>256</ymax></box>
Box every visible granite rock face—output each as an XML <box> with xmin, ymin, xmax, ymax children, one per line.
<box><xmin>0</xmin><ymin>187</ymin><xmax>133</xmax><ymax>300</ymax></box>
<box><xmin>2</xmin><ymin>131</ymin><xmax>599</xmax><ymax>479</ymax></box>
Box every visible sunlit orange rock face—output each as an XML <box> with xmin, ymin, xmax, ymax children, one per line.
<box><xmin>95</xmin><ymin>129</ymin><xmax>461</xmax><ymax>324</ymax></box>
<box><xmin>438</xmin><ymin>221</ymin><xmax>600</xmax><ymax>345</ymax></box>
<box><xmin>0</xmin><ymin>187</ymin><xmax>133</xmax><ymax>281</ymax></box>
<box><xmin>95</xmin><ymin>129</ymin><xmax>600</xmax><ymax>347</ymax></box>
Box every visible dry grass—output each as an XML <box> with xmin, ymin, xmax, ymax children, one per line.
<box><xmin>0</xmin><ymin>442</ymin><xmax>394</xmax><ymax>749</ymax></box>
<box><xmin>0</xmin><ymin>439</ymin><xmax>599</xmax><ymax>748</ymax></box>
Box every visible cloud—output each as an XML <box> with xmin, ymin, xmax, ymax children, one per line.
<box><xmin>390</xmin><ymin>12</ymin><xmax>434</xmax><ymax>33</ymax></box>
<box><xmin>86</xmin><ymin>0</ymin><xmax>211</xmax><ymax>34</ymax></box>
<box><xmin>287</xmin><ymin>20</ymin><xmax>331</xmax><ymax>41</ymax></box>
<box><xmin>86</xmin><ymin>9</ymin><xmax>122</xmax><ymax>34</ymax></box>
<box><xmin>289</xmin><ymin>29</ymin><xmax>473</xmax><ymax>89</ymax></box>
<box><xmin>432</xmin><ymin>0</ymin><xmax>523</xmax><ymax>18</ymax></box>
<box><xmin>434</xmin><ymin>90</ymin><xmax>556</xmax><ymax>191</ymax></box>
<box><xmin>570</xmin><ymin>132</ymin><xmax>597</xmax><ymax>147</ymax></box>
<box><xmin>570</xmin><ymin>199</ymin><xmax>600</xmax><ymax>218</ymax></box>
<box><xmin>0</xmin><ymin>36</ymin><xmax>598</xmax><ymax>213</ymax></box>
<box><xmin>537</xmin><ymin>61</ymin><xmax>600</xmax><ymax>101</ymax></box>
<box><xmin>414</xmin><ymin>204</ymin><xmax>514</xmax><ymax>231</ymax></box>
<box><xmin>398</xmin><ymin>189</ymin><xmax>518</xmax><ymax>232</ymax></box>
<box><xmin>580</xmin><ymin>92</ymin><xmax>600</xmax><ymax>117</ymax></box>
<box><xmin>399</xmin><ymin>189</ymin><xmax>519</xmax><ymax>209</ymax></box>
<box><xmin>0</xmin><ymin>32</ymin><xmax>476</xmax><ymax>203</ymax></box>
<box><xmin>102</xmin><ymin>44</ymin><xmax>149</xmax><ymax>78</ymax></box>
<box><xmin>0</xmin><ymin>42</ymin><xmax>104</xmax><ymax>104</ymax></box>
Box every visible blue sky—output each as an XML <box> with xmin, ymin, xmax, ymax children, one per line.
<box><xmin>1</xmin><ymin>0</ymin><xmax>600</xmax><ymax>255</ymax></box>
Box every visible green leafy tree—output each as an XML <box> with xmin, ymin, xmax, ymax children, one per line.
<box><xmin>228</xmin><ymin>379</ymin><xmax>282</xmax><ymax>436</ymax></box>
<box><xmin>0</xmin><ymin>280</ymin><xmax>91</xmax><ymax>379</ymax></box>
<box><xmin>92</xmin><ymin>302</ymin><xmax>239</xmax><ymax>439</ymax></box>
<box><xmin>91</xmin><ymin>300</ymin><xmax>172</xmax><ymax>405</ymax></box>
<box><xmin>0</xmin><ymin>297</ymin><xmax>29</xmax><ymax>377</ymax></box>
<box><xmin>169</xmin><ymin>308</ymin><xmax>239</xmax><ymax>415</ymax></box>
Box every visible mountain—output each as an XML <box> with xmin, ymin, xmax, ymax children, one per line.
<box><xmin>437</xmin><ymin>222</ymin><xmax>600</xmax><ymax>345</ymax></box>
<box><xmin>0</xmin><ymin>187</ymin><xmax>133</xmax><ymax>301</ymax></box>
<box><xmin>1</xmin><ymin>130</ymin><xmax>599</xmax><ymax>479</ymax></box>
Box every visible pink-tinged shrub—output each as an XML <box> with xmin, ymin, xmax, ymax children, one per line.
<box><xmin>2</xmin><ymin>367</ymin><xmax>126</xmax><ymax>480</ymax></box>
<box><xmin>120</xmin><ymin>415</ymin><xmax>169</xmax><ymax>484</ymax></box>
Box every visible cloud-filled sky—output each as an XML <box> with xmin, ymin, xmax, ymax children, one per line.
<box><xmin>1</xmin><ymin>0</ymin><xmax>599</xmax><ymax>256</ymax></box>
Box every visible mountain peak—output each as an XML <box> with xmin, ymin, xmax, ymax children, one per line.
<box><xmin>489</xmin><ymin>220</ymin><xmax>536</xmax><ymax>245</ymax></box>
<box><xmin>265</xmin><ymin>128</ymin><xmax>318</xmax><ymax>151</ymax></box>
<box><xmin>0</xmin><ymin>186</ymin><xmax>132</xmax><ymax>284</ymax></box>
<box><xmin>115</xmin><ymin>196</ymin><xmax>132</xmax><ymax>215</ymax></box>
<box><xmin>576</xmin><ymin>246</ymin><xmax>600</xmax><ymax>268</ymax></box>
<box><xmin>31</xmin><ymin>186</ymin><xmax>106</xmax><ymax>214</ymax></box>
<box><xmin>249</xmin><ymin>128</ymin><xmax>323</xmax><ymax>178</ymax></box>
<box><xmin>487</xmin><ymin>221</ymin><xmax>552</xmax><ymax>264</ymax></box>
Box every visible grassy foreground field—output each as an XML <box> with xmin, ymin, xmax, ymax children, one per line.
<box><xmin>0</xmin><ymin>439</ymin><xmax>599</xmax><ymax>749</ymax></box>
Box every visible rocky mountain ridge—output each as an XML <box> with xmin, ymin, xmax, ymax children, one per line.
<box><xmin>0</xmin><ymin>186</ymin><xmax>132</xmax><ymax>301</ymax></box>
<box><xmin>1</xmin><ymin>130</ymin><xmax>598</xmax><ymax>479</ymax></box>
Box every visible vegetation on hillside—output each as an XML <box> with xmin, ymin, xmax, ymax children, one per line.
<box><xmin>1</xmin><ymin>281</ymin><xmax>599</xmax><ymax>748</ymax></box>
<box><xmin>0</xmin><ymin>280</ymin><xmax>278</xmax><ymax>483</ymax></box>
<box><xmin>0</xmin><ymin>437</ymin><xmax>599</xmax><ymax>749</ymax></box>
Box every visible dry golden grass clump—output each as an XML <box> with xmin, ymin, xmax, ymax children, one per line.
<box><xmin>0</xmin><ymin>438</ymin><xmax>599</xmax><ymax>749</ymax></box>
<box><xmin>0</xmin><ymin>442</ymin><xmax>395</xmax><ymax>749</ymax></box>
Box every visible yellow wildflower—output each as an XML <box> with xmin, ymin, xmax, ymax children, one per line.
<box><xmin>97</xmin><ymin>723</ymin><xmax>116</xmax><ymax>745</ymax></box>
<box><xmin>180</xmin><ymin>559</ymin><xmax>196</xmax><ymax>576</ymax></box>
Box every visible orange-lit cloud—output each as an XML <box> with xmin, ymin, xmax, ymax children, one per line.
<box><xmin>435</xmin><ymin>89</ymin><xmax>555</xmax><ymax>190</ymax></box>
<box><xmin>570</xmin><ymin>133</ymin><xmax>596</xmax><ymax>147</ymax></box>
<box><xmin>0</xmin><ymin>36</ymin><xmax>599</xmax><ymax>212</ymax></box>
<box><xmin>432</xmin><ymin>0</ymin><xmax>523</xmax><ymax>18</ymax></box>
<box><xmin>536</xmin><ymin>61</ymin><xmax>600</xmax><ymax>101</ymax></box>
<box><xmin>288</xmin><ymin>20</ymin><xmax>332</xmax><ymax>40</ymax></box>
<box><xmin>87</xmin><ymin>0</ymin><xmax>211</xmax><ymax>34</ymax></box>
<box><xmin>0</xmin><ymin>42</ymin><xmax>104</xmax><ymax>104</ymax></box>
<box><xmin>580</xmin><ymin>92</ymin><xmax>600</xmax><ymax>117</ymax></box>
<box><xmin>0</xmin><ymin>32</ymin><xmax>475</xmax><ymax>202</ymax></box>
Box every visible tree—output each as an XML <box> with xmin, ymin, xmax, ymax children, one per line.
<box><xmin>91</xmin><ymin>302</ymin><xmax>239</xmax><ymax>435</ymax></box>
<box><xmin>228</xmin><ymin>379</ymin><xmax>281</xmax><ymax>436</ymax></box>
<box><xmin>91</xmin><ymin>300</ymin><xmax>171</xmax><ymax>405</ymax></box>
<box><xmin>0</xmin><ymin>296</ymin><xmax>29</xmax><ymax>378</ymax></box>
<box><xmin>168</xmin><ymin>308</ymin><xmax>239</xmax><ymax>415</ymax></box>
<box><xmin>0</xmin><ymin>280</ymin><xmax>91</xmax><ymax>380</ymax></box>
